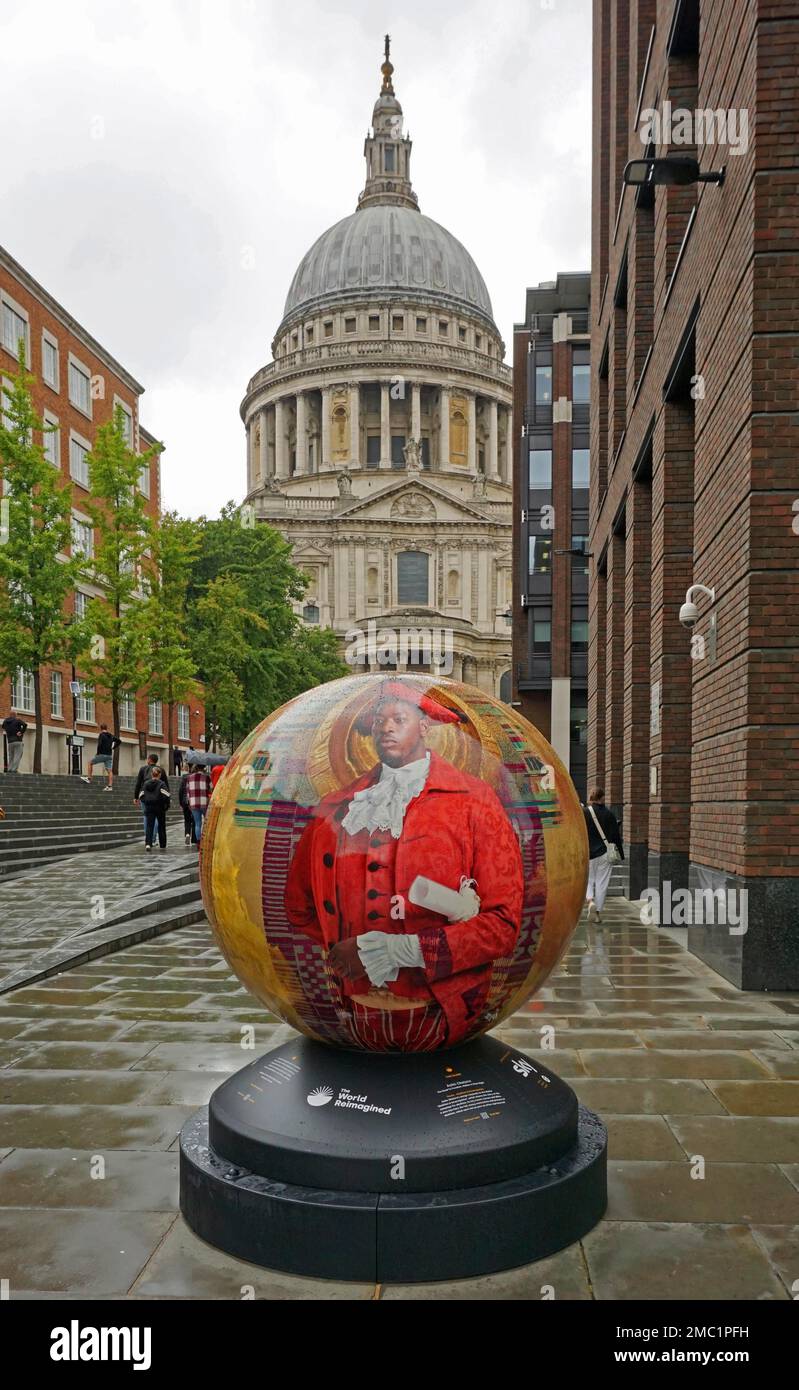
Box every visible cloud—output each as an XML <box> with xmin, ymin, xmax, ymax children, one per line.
<box><xmin>2</xmin><ymin>0</ymin><xmax>591</xmax><ymax>516</ymax></box>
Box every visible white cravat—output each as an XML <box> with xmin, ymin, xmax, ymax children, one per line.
<box><xmin>341</xmin><ymin>751</ymin><xmax>430</xmax><ymax>840</ymax></box>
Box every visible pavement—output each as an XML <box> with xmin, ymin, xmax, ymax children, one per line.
<box><xmin>0</xmin><ymin>856</ymin><xmax>798</xmax><ymax>1300</ymax></box>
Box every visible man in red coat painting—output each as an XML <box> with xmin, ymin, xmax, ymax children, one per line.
<box><xmin>284</xmin><ymin>681</ymin><xmax>523</xmax><ymax>1050</ymax></box>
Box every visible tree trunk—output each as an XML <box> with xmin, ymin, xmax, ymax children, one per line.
<box><xmin>32</xmin><ymin>666</ymin><xmax>43</xmax><ymax>774</ymax></box>
<box><xmin>112</xmin><ymin>695</ymin><xmax>121</xmax><ymax>775</ymax></box>
<box><xmin>167</xmin><ymin>700</ymin><xmax>175</xmax><ymax>767</ymax></box>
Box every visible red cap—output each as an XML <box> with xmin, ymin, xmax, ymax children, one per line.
<box><xmin>359</xmin><ymin>680</ymin><xmax>462</xmax><ymax>730</ymax></box>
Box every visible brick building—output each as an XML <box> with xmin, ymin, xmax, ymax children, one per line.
<box><xmin>0</xmin><ymin>243</ymin><xmax>205</xmax><ymax>775</ymax></box>
<box><xmin>589</xmin><ymin>0</ymin><xmax>798</xmax><ymax>986</ymax></box>
<box><xmin>512</xmin><ymin>273</ymin><xmax>591</xmax><ymax>799</ymax></box>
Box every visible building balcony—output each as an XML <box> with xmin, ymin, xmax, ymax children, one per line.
<box><xmin>245</xmin><ymin>337</ymin><xmax>513</xmax><ymax>402</ymax></box>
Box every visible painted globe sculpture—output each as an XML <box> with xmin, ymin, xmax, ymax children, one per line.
<box><xmin>200</xmin><ymin>674</ymin><xmax>588</xmax><ymax>1052</ymax></box>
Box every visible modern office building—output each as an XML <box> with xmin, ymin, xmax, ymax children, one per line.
<box><xmin>589</xmin><ymin>0</ymin><xmax>798</xmax><ymax>986</ymax></box>
<box><xmin>0</xmin><ymin>244</ymin><xmax>205</xmax><ymax>774</ymax></box>
<box><xmin>512</xmin><ymin>273</ymin><xmax>591</xmax><ymax>799</ymax></box>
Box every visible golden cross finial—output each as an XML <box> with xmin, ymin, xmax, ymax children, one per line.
<box><xmin>380</xmin><ymin>33</ymin><xmax>394</xmax><ymax>93</ymax></box>
<box><xmin>384</xmin><ymin>34</ymin><xmax>391</xmax><ymax>64</ymax></box>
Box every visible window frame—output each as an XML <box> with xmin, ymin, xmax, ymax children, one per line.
<box><xmin>69</xmin><ymin>430</ymin><xmax>91</xmax><ymax>488</ymax></box>
<box><xmin>1</xmin><ymin>292</ymin><xmax>30</xmax><ymax>365</ymax></box>
<box><xmin>42</xmin><ymin>410</ymin><xmax>60</xmax><ymax>468</ymax></box>
<box><xmin>67</xmin><ymin>352</ymin><xmax>92</xmax><ymax>419</ymax></box>
<box><xmin>50</xmin><ymin>670</ymin><xmax>63</xmax><ymax>719</ymax></box>
<box><xmin>41</xmin><ymin>329</ymin><xmax>59</xmax><ymax>390</ymax></box>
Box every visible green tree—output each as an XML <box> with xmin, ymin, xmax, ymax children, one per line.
<box><xmin>80</xmin><ymin>410</ymin><xmax>158</xmax><ymax>770</ymax></box>
<box><xmin>187</xmin><ymin>502</ymin><xmax>346</xmax><ymax>741</ymax></box>
<box><xmin>0</xmin><ymin>347</ymin><xmax>89</xmax><ymax>772</ymax></box>
<box><xmin>194</xmin><ymin>573</ymin><xmax>269</xmax><ymax>749</ymax></box>
<box><xmin>136</xmin><ymin>511</ymin><xmax>201</xmax><ymax>749</ymax></box>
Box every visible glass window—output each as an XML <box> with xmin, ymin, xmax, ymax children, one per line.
<box><xmin>421</xmin><ymin>437</ymin><xmax>430</xmax><ymax>470</ymax></box>
<box><xmin>12</xmin><ymin>668</ymin><xmax>35</xmax><ymax>712</ymax></box>
<box><xmin>74</xmin><ymin>590</ymin><xmax>89</xmax><ymax>620</ymax></box>
<box><xmin>570</xmin><ymin>703</ymin><xmax>588</xmax><ymax>747</ymax></box>
<box><xmin>572</xmin><ymin>448</ymin><xmax>590</xmax><ymax>488</ymax></box>
<box><xmin>535</xmin><ymin>365</ymin><xmax>552</xmax><ymax>405</ymax></box>
<box><xmin>71</xmin><ymin>517</ymin><xmax>93</xmax><ymax>559</ymax></box>
<box><xmin>324</xmin><ymin>321</ymin><xmax>333</xmax><ymax>337</ymax></box>
<box><xmin>416</xmin><ymin>317</ymin><xmax>427</xmax><ymax>333</ymax></box>
<box><xmin>177</xmin><ymin>704</ymin><xmax>190</xmax><ymax>740</ymax></box>
<box><xmin>458</xmin><ymin>325</ymin><xmax>467</xmax><ymax>342</ymax></box>
<box><xmin>384</xmin><ymin>145</ymin><xmax>395</xmax><ymax>173</ymax></box>
<box><xmin>528</xmin><ymin>534</ymin><xmax>552</xmax><ymax>575</ymax></box>
<box><xmin>529</xmin><ymin>447</ymin><xmax>552</xmax><ymax>489</ymax></box>
<box><xmin>138</xmin><ymin>461</ymin><xmax>150</xmax><ymax>496</ymax></box>
<box><xmin>43</xmin><ymin>415</ymin><xmax>60</xmax><ymax>467</ymax></box>
<box><xmin>572</xmin><ymin>363</ymin><xmax>590</xmax><ymax>404</ymax></box>
<box><xmin>344</xmin><ymin>317</ymin><xmax>356</xmax><ymax>333</ymax></box>
<box><xmin>148</xmin><ymin>700</ymin><xmax>163</xmax><ymax>735</ymax></box>
<box><xmin>68</xmin><ymin>360</ymin><xmax>91</xmax><ymax>414</ymax></box>
<box><xmin>42</xmin><ymin>334</ymin><xmax>59</xmax><ymax>387</ymax></box>
<box><xmin>117</xmin><ymin>406</ymin><xmax>133</xmax><ymax>445</ymax></box>
<box><xmin>533</xmin><ymin>618</ymin><xmax>551</xmax><ymax>651</ymax></box>
<box><xmin>1</xmin><ymin>379</ymin><xmax>12</xmax><ymax>430</ymax></box>
<box><xmin>397</xmin><ymin>551</ymin><xmax>429</xmax><ymax>605</ymax></box>
<box><xmin>305</xmin><ymin>325</ymin><xmax>313</xmax><ymax>343</ymax></box>
<box><xmin>2</xmin><ymin>301</ymin><xmax>28</xmax><ymax>359</ymax></box>
<box><xmin>571</xmin><ymin>535</ymin><xmax>590</xmax><ymax>577</ymax></box>
<box><xmin>391</xmin><ymin>434</ymin><xmax>406</xmax><ymax>468</ymax></box>
<box><xmin>50</xmin><ymin>670</ymin><xmax>62</xmax><ymax>718</ymax></box>
<box><xmin>571</xmin><ymin>608</ymin><xmax>589</xmax><ymax>650</ymax></box>
<box><xmin>120</xmin><ymin>693</ymin><xmax>136</xmax><ymax>730</ymax></box>
<box><xmin>70</xmin><ymin>437</ymin><xmax>90</xmax><ymax>487</ymax></box>
<box><xmin>366</xmin><ymin>435</ymin><xmax>381</xmax><ymax>467</ymax></box>
<box><xmin>438</xmin><ymin>320</ymin><xmax>449</xmax><ymax>337</ymax></box>
<box><xmin>303</xmin><ymin>603</ymin><xmax>320</xmax><ymax>624</ymax></box>
<box><xmin>392</xmin><ymin>315</ymin><xmax>404</xmax><ymax>332</ymax></box>
<box><xmin>76</xmin><ymin>682</ymin><xmax>95</xmax><ymax>723</ymax></box>
<box><xmin>369</xmin><ymin>315</ymin><xmax>380</xmax><ymax>331</ymax></box>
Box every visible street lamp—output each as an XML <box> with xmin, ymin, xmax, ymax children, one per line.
<box><xmin>623</xmin><ymin>156</ymin><xmax>725</xmax><ymax>188</ymax></box>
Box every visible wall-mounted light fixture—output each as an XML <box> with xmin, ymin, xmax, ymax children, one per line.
<box><xmin>623</xmin><ymin>156</ymin><xmax>725</xmax><ymax>188</ymax></box>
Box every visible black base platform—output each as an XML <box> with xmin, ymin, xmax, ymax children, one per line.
<box><xmin>179</xmin><ymin>1036</ymin><xmax>607</xmax><ymax>1283</ymax></box>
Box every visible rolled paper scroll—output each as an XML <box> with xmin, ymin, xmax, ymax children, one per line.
<box><xmin>408</xmin><ymin>874</ymin><xmax>481</xmax><ymax>922</ymax></box>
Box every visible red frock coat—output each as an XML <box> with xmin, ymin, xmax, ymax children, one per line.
<box><xmin>283</xmin><ymin>751</ymin><xmax>524</xmax><ymax>1044</ymax></box>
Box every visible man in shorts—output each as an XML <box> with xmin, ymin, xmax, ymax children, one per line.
<box><xmin>82</xmin><ymin>724</ymin><xmax>121</xmax><ymax>791</ymax></box>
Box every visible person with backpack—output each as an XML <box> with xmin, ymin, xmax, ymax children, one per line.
<box><xmin>2</xmin><ymin>710</ymin><xmax>28</xmax><ymax>774</ymax></box>
<box><xmin>140</xmin><ymin>764</ymin><xmax>171</xmax><ymax>852</ymax></box>
<box><xmin>582</xmin><ymin>786</ymin><xmax>624</xmax><ymax>924</ymax></box>
<box><xmin>82</xmin><ymin>724</ymin><xmax>121</xmax><ymax>790</ymax></box>
<box><xmin>178</xmin><ymin>770</ymin><xmax>196</xmax><ymax>847</ymax></box>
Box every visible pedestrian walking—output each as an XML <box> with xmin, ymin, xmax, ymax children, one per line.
<box><xmin>134</xmin><ymin>754</ymin><xmax>169</xmax><ymax>832</ymax></box>
<box><xmin>178</xmin><ymin>771</ymin><xmax>196</xmax><ymax>847</ymax></box>
<box><xmin>582</xmin><ymin>786</ymin><xmax>624</xmax><ymax>924</ymax></box>
<box><xmin>2</xmin><ymin>710</ymin><xmax>28</xmax><ymax>774</ymax></box>
<box><xmin>140</xmin><ymin>765</ymin><xmax>170</xmax><ymax>852</ymax></box>
<box><xmin>172</xmin><ymin>745</ymin><xmax>183</xmax><ymax>775</ymax></box>
<box><xmin>185</xmin><ymin>762</ymin><xmax>212</xmax><ymax>846</ymax></box>
<box><xmin>210</xmin><ymin>762</ymin><xmax>225</xmax><ymax>791</ymax></box>
<box><xmin>82</xmin><ymin>724</ymin><xmax>121</xmax><ymax>790</ymax></box>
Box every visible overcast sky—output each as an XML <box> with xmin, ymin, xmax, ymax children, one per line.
<box><xmin>3</xmin><ymin>0</ymin><xmax>591</xmax><ymax>517</ymax></box>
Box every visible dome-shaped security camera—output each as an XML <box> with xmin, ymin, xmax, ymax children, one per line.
<box><xmin>680</xmin><ymin>584</ymin><xmax>715</xmax><ymax>630</ymax></box>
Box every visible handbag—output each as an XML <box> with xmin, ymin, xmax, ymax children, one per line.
<box><xmin>587</xmin><ymin>804</ymin><xmax>621</xmax><ymax>864</ymax></box>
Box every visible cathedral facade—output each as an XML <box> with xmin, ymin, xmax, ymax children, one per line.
<box><xmin>240</xmin><ymin>43</ymin><xmax>513</xmax><ymax>696</ymax></box>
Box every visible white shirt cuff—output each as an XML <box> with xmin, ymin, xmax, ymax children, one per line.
<box><xmin>356</xmin><ymin>931</ymin><xmax>425</xmax><ymax>987</ymax></box>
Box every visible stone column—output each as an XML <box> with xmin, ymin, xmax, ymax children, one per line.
<box><xmin>467</xmin><ymin>393</ymin><xmax>477</xmax><ymax>473</ymax></box>
<box><xmin>275</xmin><ymin>398</ymin><xmax>288</xmax><ymax>479</ymax></box>
<box><xmin>349</xmin><ymin>382</ymin><xmax>360</xmax><ymax>466</ymax></box>
<box><xmin>381</xmin><ymin>380</ymin><xmax>391</xmax><ymax>465</ymax></box>
<box><xmin>295</xmin><ymin>391</ymin><xmax>307</xmax><ymax>475</ymax></box>
<box><xmin>259</xmin><ymin>407</ymin><xmax>268</xmax><ymax>480</ymax></box>
<box><xmin>321</xmin><ymin>387</ymin><xmax>332</xmax><ymax>470</ymax></box>
<box><xmin>488</xmin><ymin>398</ymin><xmax>499</xmax><ymax>479</ymax></box>
<box><xmin>439</xmin><ymin>387</ymin><xmax>450</xmax><ymax>466</ymax></box>
<box><xmin>503</xmin><ymin>407</ymin><xmax>513</xmax><ymax>483</ymax></box>
<box><xmin>245</xmin><ymin>421</ymin><xmax>252</xmax><ymax>489</ymax></box>
<box><xmin>411</xmin><ymin>382</ymin><xmax>421</xmax><ymax>442</ymax></box>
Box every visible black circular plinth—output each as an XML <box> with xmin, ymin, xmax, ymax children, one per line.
<box><xmin>180</xmin><ymin>1038</ymin><xmax>607</xmax><ymax>1283</ymax></box>
<box><xmin>209</xmin><ymin>1035</ymin><xmax>577</xmax><ymax>1193</ymax></box>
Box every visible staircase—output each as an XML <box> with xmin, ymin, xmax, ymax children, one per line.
<box><xmin>0</xmin><ymin>772</ymin><xmax>186</xmax><ymax>879</ymax></box>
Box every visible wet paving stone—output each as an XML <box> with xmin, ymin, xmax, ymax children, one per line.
<box><xmin>381</xmin><ymin>1243</ymin><xmax>592</xmax><ymax>1299</ymax></box>
<box><xmin>579</xmin><ymin>1050</ymin><xmax>769</xmax><ymax>1080</ymax></box>
<box><xmin>0</xmin><ymin>1147</ymin><xmax>179</xmax><ymax>1209</ymax></box>
<box><xmin>570</xmin><ymin>1078</ymin><xmax>726</xmax><ymax>1115</ymax></box>
<box><xmin>707</xmin><ymin>1081</ymin><xmax>799</xmax><ymax>1117</ymax></box>
<box><xmin>607</xmin><ymin>1160</ymin><xmax>799</xmax><ymax>1224</ymax></box>
<box><xmin>582</xmin><ymin>1222</ymin><xmax>789</xmax><ymax>1301</ymax></box>
<box><xmin>751</xmin><ymin>1051</ymin><xmax>799</xmax><ymax>1080</ymax></box>
<box><xmin>0</xmin><ymin>1209</ymin><xmax>176</xmax><ymax>1294</ymax></box>
<box><xmin>666</xmin><ymin>1116</ymin><xmax>799</xmax><ymax>1164</ymax></box>
<box><xmin>0</xmin><ymin>1103</ymin><xmax>197</xmax><ymax>1149</ymax></box>
<box><xmin>605</xmin><ymin>1115</ymin><xmax>687</xmax><ymax>1160</ymax></box>
<box><xmin>750</xmin><ymin>1226</ymin><xmax>799</xmax><ymax>1297</ymax></box>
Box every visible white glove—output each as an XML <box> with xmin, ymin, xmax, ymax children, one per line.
<box><xmin>356</xmin><ymin>931</ymin><xmax>425</xmax><ymax>987</ymax></box>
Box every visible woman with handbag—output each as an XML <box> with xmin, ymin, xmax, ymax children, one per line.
<box><xmin>140</xmin><ymin>765</ymin><xmax>171</xmax><ymax>852</ymax></box>
<box><xmin>582</xmin><ymin>786</ymin><xmax>623</xmax><ymax>923</ymax></box>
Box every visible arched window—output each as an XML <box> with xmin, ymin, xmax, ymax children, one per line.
<box><xmin>303</xmin><ymin>603</ymin><xmax>319</xmax><ymax>624</ymax></box>
<box><xmin>499</xmin><ymin>670</ymin><xmax>512</xmax><ymax>704</ymax></box>
<box><xmin>397</xmin><ymin>551</ymin><xmax>429</xmax><ymax>605</ymax></box>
